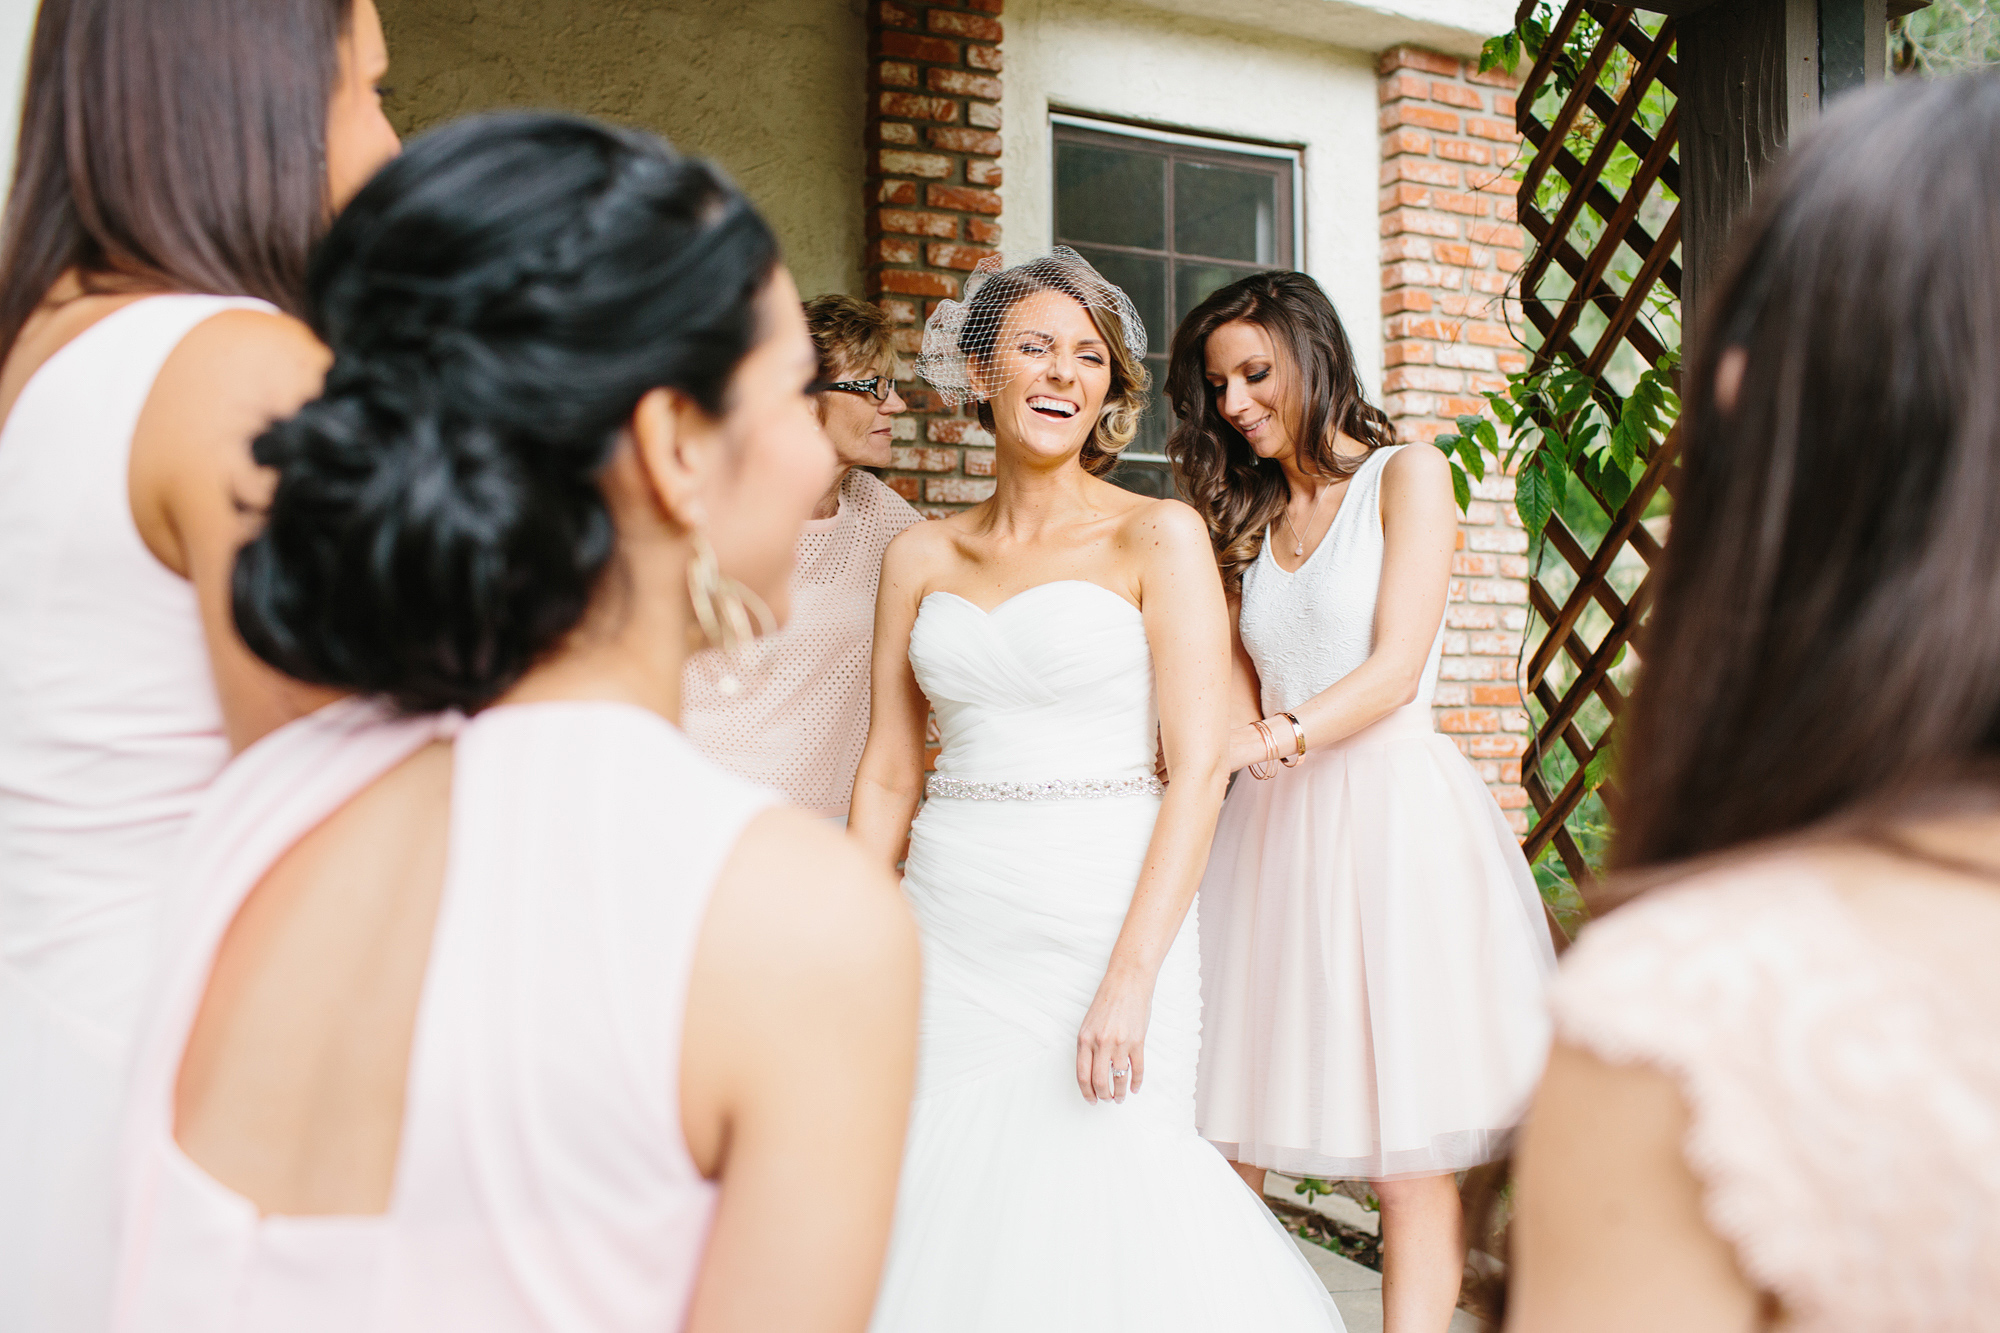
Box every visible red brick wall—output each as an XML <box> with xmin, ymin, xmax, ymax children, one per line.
<box><xmin>866</xmin><ymin>0</ymin><xmax>1005</xmax><ymax>516</ymax></box>
<box><xmin>1377</xmin><ymin>45</ymin><xmax>1533</xmax><ymax>829</ymax></box>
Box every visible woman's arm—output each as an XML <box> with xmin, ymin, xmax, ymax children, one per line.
<box><xmin>846</xmin><ymin>527</ymin><xmax>934</xmax><ymax>868</ymax></box>
<box><xmin>1223</xmin><ymin>443</ymin><xmax>1457</xmax><ymax>772</ymax></box>
<box><xmin>1163</xmin><ymin>601</ymin><xmax>1256</xmax><ymax>784</ymax></box>
<box><xmin>1075</xmin><ymin>499</ymin><xmax>1232</xmax><ymax>1104</ymax></box>
<box><xmin>1226</xmin><ymin>595</ymin><xmax>1263</xmax><ymax>727</ymax></box>
<box><xmin>129</xmin><ymin>309</ymin><xmax>344</xmax><ymax>751</ymax></box>
<box><xmin>1506</xmin><ymin>1041</ymin><xmax>1761</xmax><ymax>1333</ymax></box>
<box><xmin>680</xmin><ymin>809</ymin><xmax>921</xmax><ymax>1333</ymax></box>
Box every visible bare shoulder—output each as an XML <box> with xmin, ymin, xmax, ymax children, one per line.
<box><xmin>1380</xmin><ymin>439</ymin><xmax>1451</xmax><ymax>492</ymax></box>
<box><xmin>1118</xmin><ymin>495</ymin><xmax>1214</xmax><ymax>555</ymax></box>
<box><xmin>157</xmin><ymin>308</ymin><xmax>330</xmax><ymax>417</ymax></box>
<box><xmin>133</xmin><ymin>309</ymin><xmax>330</xmax><ymax>570</ymax></box>
<box><xmin>880</xmin><ymin>512</ymin><xmax>957</xmax><ymax>587</ymax></box>
<box><xmin>709</xmin><ymin>807</ymin><xmax>919</xmax><ymax>1000</ymax></box>
<box><xmin>1510</xmin><ymin>1040</ymin><xmax>1759</xmax><ymax>1332</ymax></box>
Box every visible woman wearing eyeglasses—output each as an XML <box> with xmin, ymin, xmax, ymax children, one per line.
<box><xmin>683</xmin><ymin>294</ymin><xmax>921</xmax><ymax>820</ymax></box>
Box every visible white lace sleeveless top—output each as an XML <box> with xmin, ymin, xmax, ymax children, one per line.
<box><xmin>1237</xmin><ymin>444</ymin><xmax>1445</xmax><ymax>716</ymax></box>
<box><xmin>683</xmin><ymin>469</ymin><xmax>919</xmax><ymax>814</ymax></box>
<box><xmin>1551</xmin><ymin>865</ymin><xmax>2000</xmax><ymax>1329</ymax></box>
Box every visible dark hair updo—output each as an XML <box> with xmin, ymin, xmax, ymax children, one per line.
<box><xmin>233</xmin><ymin>112</ymin><xmax>781</xmax><ymax>713</ymax></box>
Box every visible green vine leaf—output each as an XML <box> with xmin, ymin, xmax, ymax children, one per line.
<box><xmin>1464</xmin><ymin>4</ymin><xmax>1681</xmax><ymax>903</ymax></box>
<box><xmin>1555</xmin><ymin>375</ymin><xmax>1594</xmax><ymax>418</ymax></box>
<box><xmin>1581</xmin><ymin>746</ymin><xmax>1614</xmax><ymax>794</ymax></box>
<box><xmin>1460</xmin><ymin>431</ymin><xmax>1488</xmax><ymax>482</ymax></box>
<box><xmin>1569</xmin><ymin>420</ymin><xmax>1603</xmax><ymax>465</ymax></box>
<box><xmin>1516</xmin><ymin>457</ymin><xmax>1556</xmax><ymax>545</ymax></box>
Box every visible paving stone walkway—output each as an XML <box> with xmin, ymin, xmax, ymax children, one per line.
<box><xmin>1291</xmin><ymin>1236</ymin><xmax>1484</xmax><ymax>1332</ymax></box>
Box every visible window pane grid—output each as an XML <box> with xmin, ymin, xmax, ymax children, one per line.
<box><xmin>1052</xmin><ymin>121</ymin><xmax>1296</xmax><ymax>496</ymax></box>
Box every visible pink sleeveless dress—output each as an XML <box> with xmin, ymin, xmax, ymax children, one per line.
<box><xmin>0</xmin><ymin>293</ymin><xmax>276</xmax><ymax>1332</ymax></box>
<box><xmin>1551</xmin><ymin>862</ymin><xmax>2000</xmax><ymax>1329</ymax></box>
<box><xmin>1197</xmin><ymin>444</ymin><xmax>1557</xmax><ymax>1181</ymax></box>
<box><xmin>113</xmin><ymin>699</ymin><xmax>775</xmax><ymax>1331</ymax></box>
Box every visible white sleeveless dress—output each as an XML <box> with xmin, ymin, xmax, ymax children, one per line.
<box><xmin>1197</xmin><ymin>444</ymin><xmax>1557</xmax><ymax>1181</ymax></box>
<box><xmin>114</xmin><ymin>699</ymin><xmax>771</xmax><ymax>1330</ymax></box>
<box><xmin>868</xmin><ymin>581</ymin><xmax>1339</xmax><ymax>1332</ymax></box>
<box><xmin>0</xmin><ymin>294</ymin><xmax>276</xmax><ymax>1332</ymax></box>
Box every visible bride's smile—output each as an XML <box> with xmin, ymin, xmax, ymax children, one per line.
<box><xmin>979</xmin><ymin>289</ymin><xmax>1111</xmax><ymax>464</ymax></box>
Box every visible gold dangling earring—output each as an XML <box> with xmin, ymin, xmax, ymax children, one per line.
<box><xmin>687</xmin><ymin>530</ymin><xmax>776</xmax><ymax>696</ymax></box>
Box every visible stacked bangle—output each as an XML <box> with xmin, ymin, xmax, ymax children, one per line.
<box><xmin>1248</xmin><ymin>719</ymin><xmax>1280</xmax><ymax>780</ymax></box>
<box><xmin>1247</xmin><ymin>713</ymin><xmax>1308</xmax><ymax>780</ymax></box>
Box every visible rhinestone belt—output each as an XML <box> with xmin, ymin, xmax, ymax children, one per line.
<box><xmin>924</xmin><ymin>774</ymin><xmax>1165</xmax><ymax>802</ymax></box>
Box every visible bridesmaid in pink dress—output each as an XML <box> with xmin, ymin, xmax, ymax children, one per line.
<box><xmin>1508</xmin><ymin>74</ymin><xmax>2000</xmax><ymax>1330</ymax></box>
<box><xmin>1167</xmin><ymin>271</ymin><xmax>1554</xmax><ymax>1333</ymax></box>
<box><xmin>112</xmin><ymin>114</ymin><xmax>920</xmax><ymax>1331</ymax></box>
<box><xmin>0</xmin><ymin>4</ymin><xmax>397</xmax><ymax>1327</ymax></box>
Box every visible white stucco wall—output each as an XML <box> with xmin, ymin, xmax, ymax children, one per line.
<box><xmin>1003</xmin><ymin>0</ymin><xmax>1396</xmax><ymax>403</ymax></box>
<box><xmin>0</xmin><ymin>0</ymin><xmax>36</xmax><ymax>205</ymax></box>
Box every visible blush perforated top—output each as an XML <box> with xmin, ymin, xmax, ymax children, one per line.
<box><xmin>683</xmin><ymin>468</ymin><xmax>920</xmax><ymax>816</ymax></box>
<box><xmin>1550</xmin><ymin>862</ymin><xmax>2000</xmax><ymax>1330</ymax></box>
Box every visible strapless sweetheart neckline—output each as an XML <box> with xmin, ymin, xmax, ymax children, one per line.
<box><xmin>920</xmin><ymin>580</ymin><xmax>1140</xmax><ymax>619</ymax></box>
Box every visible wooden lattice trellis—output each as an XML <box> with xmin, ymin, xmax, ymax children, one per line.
<box><xmin>1510</xmin><ymin>2</ymin><xmax>1683</xmax><ymax>889</ymax></box>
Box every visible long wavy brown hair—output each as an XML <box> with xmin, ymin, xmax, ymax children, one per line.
<box><xmin>1166</xmin><ymin>271</ymin><xmax>1394</xmax><ymax>592</ymax></box>
<box><xmin>1609</xmin><ymin>71</ymin><xmax>2000</xmax><ymax>879</ymax></box>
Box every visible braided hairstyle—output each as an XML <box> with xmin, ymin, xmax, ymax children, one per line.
<box><xmin>233</xmin><ymin>112</ymin><xmax>780</xmax><ymax>713</ymax></box>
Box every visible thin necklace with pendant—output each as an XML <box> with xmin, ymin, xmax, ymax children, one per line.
<box><xmin>1282</xmin><ymin>478</ymin><xmax>1337</xmax><ymax>557</ymax></box>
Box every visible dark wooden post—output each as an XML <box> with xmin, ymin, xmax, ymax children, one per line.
<box><xmin>1648</xmin><ymin>0</ymin><xmax>1902</xmax><ymax>332</ymax></box>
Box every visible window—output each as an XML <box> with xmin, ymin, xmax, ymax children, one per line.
<box><xmin>1051</xmin><ymin>115</ymin><xmax>1299</xmax><ymax>498</ymax></box>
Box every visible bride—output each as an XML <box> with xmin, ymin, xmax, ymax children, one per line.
<box><xmin>849</xmin><ymin>249</ymin><xmax>1339</xmax><ymax>1330</ymax></box>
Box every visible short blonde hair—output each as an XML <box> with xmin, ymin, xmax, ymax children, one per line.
<box><xmin>803</xmin><ymin>293</ymin><xmax>896</xmax><ymax>380</ymax></box>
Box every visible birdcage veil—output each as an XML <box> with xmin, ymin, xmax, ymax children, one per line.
<box><xmin>916</xmin><ymin>246</ymin><xmax>1148</xmax><ymax>407</ymax></box>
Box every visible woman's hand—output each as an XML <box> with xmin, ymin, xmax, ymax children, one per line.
<box><xmin>1076</xmin><ymin>965</ymin><xmax>1156</xmax><ymax>1104</ymax></box>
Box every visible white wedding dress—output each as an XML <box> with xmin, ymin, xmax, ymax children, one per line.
<box><xmin>868</xmin><ymin>580</ymin><xmax>1340</xmax><ymax>1332</ymax></box>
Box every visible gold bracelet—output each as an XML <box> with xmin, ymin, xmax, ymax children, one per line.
<box><xmin>1278</xmin><ymin>711</ymin><xmax>1307</xmax><ymax>767</ymax></box>
<box><xmin>1248</xmin><ymin>718</ymin><xmax>1278</xmax><ymax>780</ymax></box>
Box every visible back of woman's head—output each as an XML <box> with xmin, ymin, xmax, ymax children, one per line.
<box><xmin>1165</xmin><ymin>271</ymin><xmax>1395</xmax><ymax>590</ymax></box>
<box><xmin>0</xmin><ymin>0</ymin><xmax>354</xmax><ymax>363</ymax></box>
<box><xmin>233</xmin><ymin>112</ymin><xmax>780</xmax><ymax>714</ymax></box>
<box><xmin>1612</xmin><ymin>72</ymin><xmax>2000</xmax><ymax>873</ymax></box>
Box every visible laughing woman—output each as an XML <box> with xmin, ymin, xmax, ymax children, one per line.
<box><xmin>1168</xmin><ymin>271</ymin><xmax>1555</xmax><ymax>1333</ymax></box>
<box><xmin>849</xmin><ymin>250</ymin><xmax>1338</xmax><ymax>1331</ymax></box>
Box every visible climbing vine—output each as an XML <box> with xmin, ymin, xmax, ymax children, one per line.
<box><xmin>1433</xmin><ymin>350</ymin><xmax>1678</xmax><ymax>562</ymax></box>
<box><xmin>1424</xmin><ymin>3</ymin><xmax>1684</xmax><ymax>906</ymax></box>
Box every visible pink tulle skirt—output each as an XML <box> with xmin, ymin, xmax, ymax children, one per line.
<box><xmin>1195</xmin><ymin>703</ymin><xmax>1557</xmax><ymax>1181</ymax></box>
